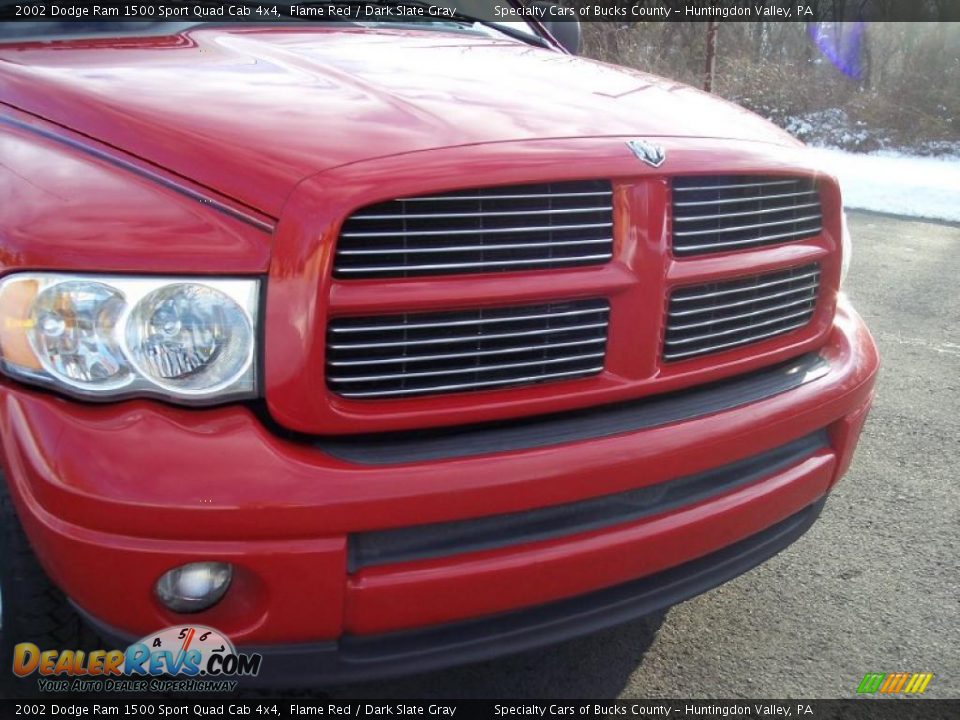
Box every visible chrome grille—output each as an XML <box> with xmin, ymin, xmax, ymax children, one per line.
<box><xmin>327</xmin><ymin>300</ymin><xmax>609</xmax><ymax>399</ymax></box>
<box><xmin>664</xmin><ymin>264</ymin><xmax>820</xmax><ymax>361</ymax></box>
<box><xmin>334</xmin><ymin>180</ymin><xmax>613</xmax><ymax>278</ymax></box>
<box><xmin>672</xmin><ymin>176</ymin><xmax>822</xmax><ymax>255</ymax></box>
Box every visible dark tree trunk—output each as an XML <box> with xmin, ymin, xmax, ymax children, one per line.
<box><xmin>704</xmin><ymin>21</ymin><xmax>719</xmax><ymax>92</ymax></box>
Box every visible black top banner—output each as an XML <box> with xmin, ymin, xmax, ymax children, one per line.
<box><xmin>0</xmin><ymin>0</ymin><xmax>957</xmax><ymax>24</ymax></box>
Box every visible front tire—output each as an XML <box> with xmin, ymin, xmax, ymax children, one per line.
<box><xmin>0</xmin><ymin>475</ymin><xmax>96</xmax><ymax>697</ymax></box>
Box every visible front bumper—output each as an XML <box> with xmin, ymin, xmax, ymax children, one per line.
<box><xmin>84</xmin><ymin>497</ymin><xmax>826</xmax><ymax>686</ymax></box>
<box><xmin>0</xmin><ymin>300</ymin><xmax>878</xmax><ymax>680</ymax></box>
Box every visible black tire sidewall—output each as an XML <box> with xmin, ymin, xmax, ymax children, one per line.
<box><xmin>0</xmin><ymin>478</ymin><xmax>88</xmax><ymax>698</ymax></box>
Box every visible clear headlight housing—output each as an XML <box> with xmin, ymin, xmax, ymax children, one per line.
<box><xmin>0</xmin><ymin>274</ymin><xmax>259</xmax><ymax>404</ymax></box>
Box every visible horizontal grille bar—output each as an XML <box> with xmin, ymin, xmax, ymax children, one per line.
<box><xmin>341</xmin><ymin>221</ymin><xmax>612</xmax><ymax>239</ymax></box>
<box><xmin>674</xmin><ymin>201</ymin><xmax>821</xmax><ymax>223</ymax></box>
<box><xmin>349</xmin><ymin>206</ymin><xmax>608</xmax><ymax>220</ymax></box>
<box><xmin>676</xmin><ymin>227</ymin><xmax>823</xmax><ymax>254</ymax></box>
<box><xmin>400</xmin><ymin>190</ymin><xmax>613</xmax><ymax>202</ymax></box>
<box><xmin>330</xmin><ymin>307</ymin><xmax>604</xmax><ymax>334</ymax></box>
<box><xmin>665</xmin><ymin>307</ymin><xmax>814</xmax><ymax>347</ymax></box>
<box><xmin>670</xmin><ymin>280</ymin><xmax>819</xmax><ymax>318</ymax></box>
<box><xmin>664</xmin><ymin>321</ymin><xmax>813</xmax><ymax>360</ymax></box>
<box><xmin>664</xmin><ymin>264</ymin><xmax>820</xmax><ymax>361</ymax></box>
<box><xmin>328</xmin><ymin>321</ymin><xmax>609</xmax><ymax>350</ymax></box>
<box><xmin>334</xmin><ymin>180</ymin><xmax>614</xmax><ymax>279</ymax></box>
<box><xmin>327</xmin><ymin>337</ymin><xmax>607</xmax><ymax>367</ymax></box>
<box><xmin>673</xmin><ymin>214</ymin><xmax>822</xmax><ymax>238</ymax></box>
<box><xmin>329</xmin><ymin>352</ymin><xmax>606</xmax><ymax>384</ymax></box>
<box><xmin>673</xmin><ymin>189</ymin><xmax>818</xmax><ymax>208</ymax></box>
<box><xmin>337</xmin><ymin>238</ymin><xmax>610</xmax><ymax>256</ymax></box>
<box><xmin>671</xmin><ymin>269</ymin><xmax>821</xmax><ymax>304</ymax></box>
<box><xmin>327</xmin><ymin>299</ymin><xmax>610</xmax><ymax>399</ymax></box>
<box><xmin>334</xmin><ymin>254</ymin><xmax>612</xmax><ymax>276</ymax></box>
<box><xmin>672</xmin><ymin>176</ymin><xmax>823</xmax><ymax>256</ymax></box>
<box><xmin>332</xmin><ymin>367</ymin><xmax>606</xmax><ymax>399</ymax></box>
<box><xmin>668</xmin><ymin>295</ymin><xmax>819</xmax><ymax>330</ymax></box>
<box><xmin>673</xmin><ymin>179</ymin><xmax>800</xmax><ymax>192</ymax></box>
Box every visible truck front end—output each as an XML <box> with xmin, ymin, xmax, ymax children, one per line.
<box><xmin>0</xmin><ymin>20</ymin><xmax>878</xmax><ymax>687</ymax></box>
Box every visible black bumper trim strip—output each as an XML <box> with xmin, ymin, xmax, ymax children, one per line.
<box><xmin>314</xmin><ymin>353</ymin><xmax>828</xmax><ymax>465</ymax></box>
<box><xmin>348</xmin><ymin>430</ymin><xmax>828</xmax><ymax>571</ymax></box>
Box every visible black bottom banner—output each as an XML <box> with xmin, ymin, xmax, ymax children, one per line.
<box><xmin>0</xmin><ymin>700</ymin><xmax>956</xmax><ymax>720</ymax></box>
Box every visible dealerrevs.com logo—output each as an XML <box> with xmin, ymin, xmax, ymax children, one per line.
<box><xmin>13</xmin><ymin>625</ymin><xmax>262</xmax><ymax>693</ymax></box>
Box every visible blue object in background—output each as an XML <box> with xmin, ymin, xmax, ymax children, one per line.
<box><xmin>810</xmin><ymin>22</ymin><xmax>866</xmax><ymax>79</ymax></box>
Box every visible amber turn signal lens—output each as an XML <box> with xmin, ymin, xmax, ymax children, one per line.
<box><xmin>0</xmin><ymin>278</ymin><xmax>42</xmax><ymax>371</ymax></box>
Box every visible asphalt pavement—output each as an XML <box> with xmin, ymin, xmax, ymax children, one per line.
<box><xmin>327</xmin><ymin>211</ymin><xmax>960</xmax><ymax>700</ymax></box>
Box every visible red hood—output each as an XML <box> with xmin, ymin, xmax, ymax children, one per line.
<box><xmin>0</xmin><ymin>25</ymin><xmax>798</xmax><ymax>217</ymax></box>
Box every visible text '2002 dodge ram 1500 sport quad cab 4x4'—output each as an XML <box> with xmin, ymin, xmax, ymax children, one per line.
<box><xmin>0</xmin><ymin>9</ymin><xmax>877</xmax><ymax>688</ymax></box>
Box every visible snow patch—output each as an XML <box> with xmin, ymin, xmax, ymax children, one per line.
<box><xmin>808</xmin><ymin>147</ymin><xmax>960</xmax><ymax>223</ymax></box>
<box><xmin>781</xmin><ymin>108</ymin><xmax>959</xmax><ymax>157</ymax></box>
<box><xmin>785</xmin><ymin>109</ymin><xmax>878</xmax><ymax>152</ymax></box>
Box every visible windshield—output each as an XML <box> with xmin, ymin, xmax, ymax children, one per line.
<box><xmin>0</xmin><ymin>1</ymin><xmax>546</xmax><ymax>45</ymax></box>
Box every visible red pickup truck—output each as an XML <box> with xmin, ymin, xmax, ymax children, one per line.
<box><xmin>0</xmin><ymin>15</ymin><xmax>877</xmax><ymax>687</ymax></box>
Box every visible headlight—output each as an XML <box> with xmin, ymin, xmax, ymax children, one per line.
<box><xmin>0</xmin><ymin>274</ymin><xmax>259</xmax><ymax>404</ymax></box>
<box><xmin>840</xmin><ymin>211</ymin><xmax>853</xmax><ymax>287</ymax></box>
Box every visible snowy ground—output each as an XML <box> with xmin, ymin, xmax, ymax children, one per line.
<box><xmin>807</xmin><ymin>147</ymin><xmax>960</xmax><ymax>223</ymax></box>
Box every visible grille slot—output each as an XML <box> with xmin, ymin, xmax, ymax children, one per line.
<box><xmin>348</xmin><ymin>431</ymin><xmax>828</xmax><ymax>568</ymax></box>
<box><xmin>327</xmin><ymin>299</ymin><xmax>610</xmax><ymax>399</ymax></box>
<box><xmin>334</xmin><ymin>180</ymin><xmax>614</xmax><ymax>278</ymax></box>
<box><xmin>664</xmin><ymin>264</ymin><xmax>820</xmax><ymax>361</ymax></box>
<box><xmin>672</xmin><ymin>176</ymin><xmax>822</xmax><ymax>255</ymax></box>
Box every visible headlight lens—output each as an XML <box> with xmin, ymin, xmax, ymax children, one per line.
<box><xmin>0</xmin><ymin>274</ymin><xmax>259</xmax><ymax>404</ymax></box>
<box><xmin>126</xmin><ymin>284</ymin><xmax>253</xmax><ymax>394</ymax></box>
<box><xmin>30</xmin><ymin>281</ymin><xmax>131</xmax><ymax>391</ymax></box>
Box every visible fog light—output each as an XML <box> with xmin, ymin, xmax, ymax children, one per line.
<box><xmin>155</xmin><ymin>562</ymin><xmax>232</xmax><ymax>613</ymax></box>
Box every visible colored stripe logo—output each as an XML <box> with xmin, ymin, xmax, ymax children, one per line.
<box><xmin>857</xmin><ymin>673</ymin><xmax>934</xmax><ymax>694</ymax></box>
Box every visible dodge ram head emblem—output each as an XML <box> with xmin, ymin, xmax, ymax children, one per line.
<box><xmin>627</xmin><ymin>140</ymin><xmax>666</xmax><ymax>167</ymax></box>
